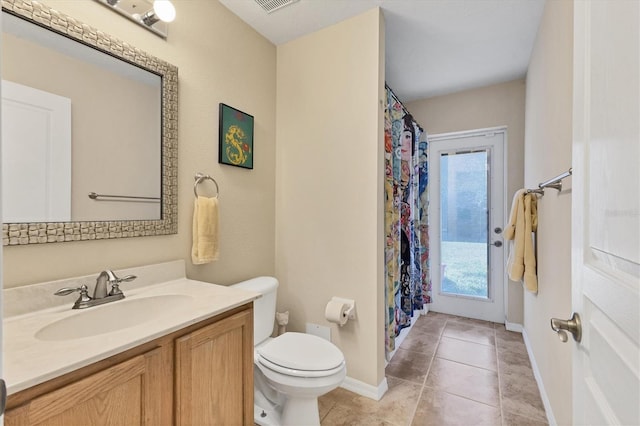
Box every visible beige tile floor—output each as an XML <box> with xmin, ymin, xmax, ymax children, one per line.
<box><xmin>318</xmin><ymin>312</ymin><xmax>548</xmax><ymax>426</ymax></box>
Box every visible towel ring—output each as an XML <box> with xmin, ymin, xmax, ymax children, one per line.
<box><xmin>194</xmin><ymin>173</ymin><xmax>219</xmax><ymax>198</ymax></box>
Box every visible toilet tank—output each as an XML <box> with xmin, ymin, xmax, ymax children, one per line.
<box><xmin>230</xmin><ymin>276</ymin><xmax>278</xmax><ymax>345</ymax></box>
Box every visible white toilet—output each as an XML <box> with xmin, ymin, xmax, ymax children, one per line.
<box><xmin>231</xmin><ymin>277</ymin><xmax>346</xmax><ymax>426</ymax></box>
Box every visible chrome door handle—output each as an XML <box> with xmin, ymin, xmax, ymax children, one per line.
<box><xmin>491</xmin><ymin>241</ymin><xmax>503</xmax><ymax>247</ymax></box>
<box><xmin>550</xmin><ymin>312</ymin><xmax>582</xmax><ymax>343</ymax></box>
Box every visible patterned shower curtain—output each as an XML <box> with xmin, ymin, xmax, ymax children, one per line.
<box><xmin>384</xmin><ymin>86</ymin><xmax>431</xmax><ymax>358</ymax></box>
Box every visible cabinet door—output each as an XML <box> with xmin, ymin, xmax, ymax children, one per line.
<box><xmin>175</xmin><ymin>308</ymin><xmax>253</xmax><ymax>426</ymax></box>
<box><xmin>5</xmin><ymin>347</ymin><xmax>169</xmax><ymax>426</ymax></box>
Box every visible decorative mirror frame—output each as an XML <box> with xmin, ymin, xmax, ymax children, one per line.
<box><xmin>1</xmin><ymin>0</ymin><xmax>178</xmax><ymax>246</ymax></box>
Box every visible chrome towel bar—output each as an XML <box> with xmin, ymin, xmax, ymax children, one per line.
<box><xmin>88</xmin><ymin>192</ymin><xmax>160</xmax><ymax>202</ymax></box>
<box><xmin>527</xmin><ymin>168</ymin><xmax>573</xmax><ymax>196</ymax></box>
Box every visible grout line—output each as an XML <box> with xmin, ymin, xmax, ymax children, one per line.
<box><xmin>319</xmin><ymin>402</ymin><xmax>336</xmax><ymax>424</ymax></box>
<box><xmin>439</xmin><ymin>333</ymin><xmax>496</xmax><ymax>348</ymax></box>
<box><xmin>425</xmin><ymin>386</ymin><xmax>501</xmax><ymax>409</ymax></box>
<box><xmin>412</xmin><ymin>325</ymin><xmax>502</xmax><ymax>409</ymax></box>
<box><xmin>432</xmin><ymin>355</ymin><xmax>498</xmax><ymax>373</ymax></box>
<box><xmin>397</xmin><ymin>314</ymin><xmax>517</xmax><ymax>424</ymax></box>
<box><xmin>494</xmin><ymin>326</ymin><xmax>507</xmax><ymax>426</ymax></box>
<box><xmin>385</xmin><ymin>316</ymin><xmax>539</xmax><ymax>426</ymax></box>
<box><xmin>405</xmin><ymin>317</ymin><xmax>447</xmax><ymax>424</ymax></box>
<box><xmin>501</xmin><ymin>408</ymin><xmax>549</xmax><ymax>425</ymax></box>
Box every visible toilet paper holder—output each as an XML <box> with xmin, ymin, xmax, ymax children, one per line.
<box><xmin>326</xmin><ymin>297</ymin><xmax>356</xmax><ymax>326</ymax></box>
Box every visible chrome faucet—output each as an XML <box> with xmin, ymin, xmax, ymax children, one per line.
<box><xmin>93</xmin><ymin>270</ymin><xmax>117</xmax><ymax>299</ymax></box>
<box><xmin>55</xmin><ymin>270</ymin><xmax>137</xmax><ymax>309</ymax></box>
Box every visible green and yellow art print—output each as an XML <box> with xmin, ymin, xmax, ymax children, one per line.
<box><xmin>218</xmin><ymin>103</ymin><xmax>254</xmax><ymax>169</ymax></box>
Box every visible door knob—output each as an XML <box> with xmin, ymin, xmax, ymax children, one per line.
<box><xmin>550</xmin><ymin>312</ymin><xmax>582</xmax><ymax>343</ymax></box>
<box><xmin>491</xmin><ymin>241</ymin><xmax>503</xmax><ymax>247</ymax></box>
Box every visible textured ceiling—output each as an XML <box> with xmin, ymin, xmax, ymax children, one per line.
<box><xmin>218</xmin><ymin>0</ymin><xmax>545</xmax><ymax>102</ymax></box>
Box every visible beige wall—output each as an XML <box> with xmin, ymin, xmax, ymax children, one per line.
<box><xmin>406</xmin><ymin>79</ymin><xmax>526</xmax><ymax>324</ymax></box>
<box><xmin>3</xmin><ymin>0</ymin><xmax>277</xmax><ymax>287</ymax></box>
<box><xmin>275</xmin><ymin>8</ymin><xmax>386</xmax><ymax>389</ymax></box>
<box><xmin>523</xmin><ymin>0</ymin><xmax>573</xmax><ymax>425</ymax></box>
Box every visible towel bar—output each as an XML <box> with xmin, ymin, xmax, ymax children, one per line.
<box><xmin>88</xmin><ymin>192</ymin><xmax>160</xmax><ymax>202</ymax></box>
<box><xmin>527</xmin><ymin>168</ymin><xmax>572</xmax><ymax>196</ymax></box>
<box><xmin>194</xmin><ymin>172</ymin><xmax>219</xmax><ymax>198</ymax></box>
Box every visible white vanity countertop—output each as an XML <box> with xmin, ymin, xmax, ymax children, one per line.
<box><xmin>4</xmin><ymin>276</ymin><xmax>259</xmax><ymax>395</ymax></box>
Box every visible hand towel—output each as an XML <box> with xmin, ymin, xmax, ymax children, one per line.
<box><xmin>523</xmin><ymin>193</ymin><xmax>538</xmax><ymax>292</ymax></box>
<box><xmin>504</xmin><ymin>189</ymin><xmax>539</xmax><ymax>293</ymax></box>
<box><xmin>192</xmin><ymin>196</ymin><xmax>219</xmax><ymax>264</ymax></box>
<box><xmin>505</xmin><ymin>189</ymin><xmax>526</xmax><ymax>281</ymax></box>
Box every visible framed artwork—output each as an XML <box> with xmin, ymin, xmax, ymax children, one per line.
<box><xmin>218</xmin><ymin>103</ymin><xmax>254</xmax><ymax>169</ymax></box>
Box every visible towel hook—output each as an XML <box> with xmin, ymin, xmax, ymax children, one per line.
<box><xmin>194</xmin><ymin>173</ymin><xmax>219</xmax><ymax>198</ymax></box>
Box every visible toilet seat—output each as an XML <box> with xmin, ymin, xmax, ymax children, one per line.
<box><xmin>257</xmin><ymin>332</ymin><xmax>345</xmax><ymax>378</ymax></box>
<box><xmin>257</xmin><ymin>354</ymin><xmax>345</xmax><ymax>378</ymax></box>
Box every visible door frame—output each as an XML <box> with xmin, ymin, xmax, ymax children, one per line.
<box><xmin>428</xmin><ymin>126</ymin><xmax>508</xmax><ymax>323</ymax></box>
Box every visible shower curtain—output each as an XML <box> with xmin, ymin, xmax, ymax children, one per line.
<box><xmin>384</xmin><ymin>86</ymin><xmax>431</xmax><ymax>358</ymax></box>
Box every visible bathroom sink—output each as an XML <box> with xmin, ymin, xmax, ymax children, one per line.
<box><xmin>35</xmin><ymin>294</ymin><xmax>193</xmax><ymax>341</ymax></box>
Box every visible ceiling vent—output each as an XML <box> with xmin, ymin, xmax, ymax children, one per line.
<box><xmin>254</xmin><ymin>0</ymin><xmax>299</xmax><ymax>14</ymax></box>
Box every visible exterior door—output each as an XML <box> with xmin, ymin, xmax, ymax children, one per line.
<box><xmin>570</xmin><ymin>1</ymin><xmax>639</xmax><ymax>424</ymax></box>
<box><xmin>428</xmin><ymin>128</ymin><xmax>506</xmax><ymax>323</ymax></box>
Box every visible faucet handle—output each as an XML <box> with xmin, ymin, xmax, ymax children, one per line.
<box><xmin>54</xmin><ymin>285</ymin><xmax>92</xmax><ymax>308</ymax></box>
<box><xmin>119</xmin><ymin>274</ymin><xmax>137</xmax><ymax>283</ymax></box>
<box><xmin>108</xmin><ymin>274</ymin><xmax>137</xmax><ymax>296</ymax></box>
<box><xmin>54</xmin><ymin>284</ymin><xmax>90</xmax><ymax>297</ymax></box>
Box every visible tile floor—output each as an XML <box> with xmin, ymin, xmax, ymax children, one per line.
<box><xmin>318</xmin><ymin>311</ymin><xmax>548</xmax><ymax>426</ymax></box>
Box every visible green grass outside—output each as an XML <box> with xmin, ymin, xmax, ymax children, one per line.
<box><xmin>441</xmin><ymin>241</ymin><xmax>488</xmax><ymax>297</ymax></box>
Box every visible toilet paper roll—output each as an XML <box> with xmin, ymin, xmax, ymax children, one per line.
<box><xmin>325</xmin><ymin>300</ymin><xmax>349</xmax><ymax>326</ymax></box>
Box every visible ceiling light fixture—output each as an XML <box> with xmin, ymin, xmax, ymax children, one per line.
<box><xmin>94</xmin><ymin>0</ymin><xmax>175</xmax><ymax>38</ymax></box>
<box><xmin>141</xmin><ymin>0</ymin><xmax>176</xmax><ymax>26</ymax></box>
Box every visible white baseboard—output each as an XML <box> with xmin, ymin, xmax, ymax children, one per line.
<box><xmin>340</xmin><ymin>376</ymin><xmax>388</xmax><ymax>401</ymax></box>
<box><xmin>505</xmin><ymin>321</ymin><xmax>523</xmax><ymax>333</ymax></box>
<box><xmin>522</xmin><ymin>329</ymin><xmax>557</xmax><ymax>426</ymax></box>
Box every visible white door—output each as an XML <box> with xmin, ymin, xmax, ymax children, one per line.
<box><xmin>428</xmin><ymin>128</ymin><xmax>506</xmax><ymax>323</ymax></box>
<box><xmin>1</xmin><ymin>10</ymin><xmax>6</xmax><ymax>420</ymax></box>
<box><xmin>1</xmin><ymin>80</ymin><xmax>71</xmax><ymax>222</ymax></box>
<box><xmin>570</xmin><ymin>1</ymin><xmax>640</xmax><ymax>424</ymax></box>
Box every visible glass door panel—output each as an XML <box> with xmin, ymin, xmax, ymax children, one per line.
<box><xmin>439</xmin><ymin>150</ymin><xmax>489</xmax><ymax>299</ymax></box>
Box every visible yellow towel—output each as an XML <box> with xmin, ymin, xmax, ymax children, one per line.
<box><xmin>505</xmin><ymin>190</ymin><xmax>539</xmax><ymax>293</ymax></box>
<box><xmin>192</xmin><ymin>196</ymin><xmax>219</xmax><ymax>264</ymax></box>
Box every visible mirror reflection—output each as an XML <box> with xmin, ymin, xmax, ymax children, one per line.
<box><xmin>1</xmin><ymin>11</ymin><xmax>162</xmax><ymax>223</ymax></box>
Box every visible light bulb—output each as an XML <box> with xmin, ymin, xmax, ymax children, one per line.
<box><xmin>153</xmin><ymin>0</ymin><xmax>176</xmax><ymax>23</ymax></box>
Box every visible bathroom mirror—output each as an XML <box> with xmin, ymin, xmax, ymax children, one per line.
<box><xmin>1</xmin><ymin>0</ymin><xmax>178</xmax><ymax>245</ymax></box>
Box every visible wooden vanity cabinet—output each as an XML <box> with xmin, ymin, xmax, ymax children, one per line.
<box><xmin>4</xmin><ymin>347</ymin><xmax>169</xmax><ymax>426</ymax></box>
<box><xmin>175</xmin><ymin>307</ymin><xmax>254</xmax><ymax>425</ymax></box>
<box><xmin>5</xmin><ymin>304</ymin><xmax>254</xmax><ymax>426</ymax></box>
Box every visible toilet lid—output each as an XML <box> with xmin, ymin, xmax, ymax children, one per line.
<box><xmin>257</xmin><ymin>332</ymin><xmax>344</xmax><ymax>372</ymax></box>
